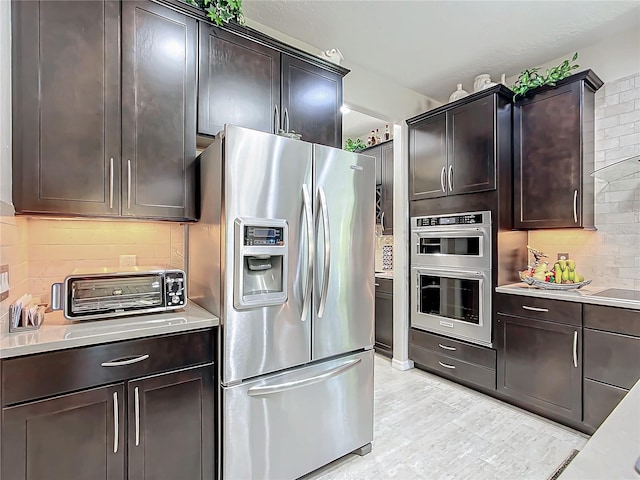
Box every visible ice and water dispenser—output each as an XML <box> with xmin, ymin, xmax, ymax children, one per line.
<box><xmin>234</xmin><ymin>218</ymin><xmax>288</xmax><ymax>309</ymax></box>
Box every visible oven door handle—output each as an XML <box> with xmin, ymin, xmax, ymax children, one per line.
<box><xmin>414</xmin><ymin>228</ymin><xmax>484</xmax><ymax>237</ymax></box>
<box><xmin>414</xmin><ymin>267</ymin><xmax>485</xmax><ymax>278</ymax></box>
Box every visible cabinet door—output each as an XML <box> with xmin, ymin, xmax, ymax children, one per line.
<box><xmin>198</xmin><ymin>24</ymin><xmax>281</xmax><ymax>137</ymax></box>
<box><xmin>11</xmin><ymin>0</ymin><xmax>121</xmax><ymax>216</ymax></box>
<box><xmin>1</xmin><ymin>384</ymin><xmax>124</xmax><ymax>480</ymax></box>
<box><xmin>409</xmin><ymin>114</ymin><xmax>447</xmax><ymax>200</ymax></box>
<box><xmin>496</xmin><ymin>313</ymin><xmax>582</xmax><ymax>422</ymax></box>
<box><xmin>122</xmin><ymin>0</ymin><xmax>197</xmax><ymax>220</ymax></box>
<box><xmin>281</xmin><ymin>55</ymin><xmax>343</xmax><ymax>148</ymax></box>
<box><xmin>514</xmin><ymin>82</ymin><xmax>582</xmax><ymax>228</ymax></box>
<box><xmin>375</xmin><ymin>290</ymin><xmax>393</xmax><ymax>357</ymax></box>
<box><xmin>381</xmin><ymin>142</ymin><xmax>394</xmax><ymax>234</ymax></box>
<box><xmin>128</xmin><ymin>365</ymin><xmax>214</xmax><ymax>480</ymax></box>
<box><xmin>447</xmin><ymin>98</ymin><xmax>496</xmax><ymax>195</ymax></box>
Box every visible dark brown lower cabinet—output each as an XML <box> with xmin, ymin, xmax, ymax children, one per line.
<box><xmin>2</xmin><ymin>383</ymin><xmax>125</xmax><ymax>480</ymax></box>
<box><xmin>583</xmin><ymin>378</ymin><xmax>628</xmax><ymax>431</ymax></box>
<box><xmin>128</xmin><ymin>366</ymin><xmax>214</xmax><ymax>480</ymax></box>
<box><xmin>496</xmin><ymin>313</ymin><xmax>582</xmax><ymax>423</ymax></box>
<box><xmin>374</xmin><ymin>279</ymin><xmax>393</xmax><ymax>357</ymax></box>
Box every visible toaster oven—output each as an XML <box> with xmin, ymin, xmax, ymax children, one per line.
<box><xmin>51</xmin><ymin>267</ymin><xmax>187</xmax><ymax>321</ymax></box>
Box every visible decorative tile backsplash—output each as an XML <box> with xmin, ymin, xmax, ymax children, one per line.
<box><xmin>528</xmin><ymin>72</ymin><xmax>640</xmax><ymax>290</ymax></box>
<box><xmin>0</xmin><ymin>214</ymin><xmax>185</xmax><ymax>326</ymax></box>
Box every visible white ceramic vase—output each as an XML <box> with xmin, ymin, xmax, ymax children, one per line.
<box><xmin>473</xmin><ymin>74</ymin><xmax>492</xmax><ymax>92</ymax></box>
<box><xmin>449</xmin><ymin>84</ymin><xmax>469</xmax><ymax>102</ymax></box>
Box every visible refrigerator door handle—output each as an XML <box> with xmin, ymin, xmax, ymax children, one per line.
<box><xmin>247</xmin><ymin>358</ymin><xmax>361</xmax><ymax>397</ymax></box>
<box><xmin>317</xmin><ymin>187</ymin><xmax>331</xmax><ymax>318</ymax></box>
<box><xmin>301</xmin><ymin>184</ymin><xmax>314</xmax><ymax>322</ymax></box>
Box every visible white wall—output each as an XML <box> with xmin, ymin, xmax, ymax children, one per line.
<box><xmin>506</xmin><ymin>26</ymin><xmax>640</xmax><ymax>87</ymax></box>
<box><xmin>0</xmin><ymin>0</ymin><xmax>12</xmax><ymax>210</ymax></box>
<box><xmin>244</xmin><ymin>18</ymin><xmax>438</xmax><ymax>123</ymax></box>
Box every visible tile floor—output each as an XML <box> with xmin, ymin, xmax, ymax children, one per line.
<box><xmin>304</xmin><ymin>354</ymin><xmax>589</xmax><ymax>480</ymax></box>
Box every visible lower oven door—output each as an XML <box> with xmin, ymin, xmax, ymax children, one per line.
<box><xmin>410</xmin><ymin>266</ymin><xmax>492</xmax><ymax>347</ymax></box>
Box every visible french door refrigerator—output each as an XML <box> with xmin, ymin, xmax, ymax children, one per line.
<box><xmin>189</xmin><ymin>125</ymin><xmax>375</xmax><ymax>479</ymax></box>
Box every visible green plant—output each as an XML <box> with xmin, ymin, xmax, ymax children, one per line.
<box><xmin>183</xmin><ymin>0</ymin><xmax>244</xmax><ymax>26</ymax></box>
<box><xmin>344</xmin><ymin>138</ymin><xmax>367</xmax><ymax>152</ymax></box>
<box><xmin>511</xmin><ymin>53</ymin><xmax>579</xmax><ymax>101</ymax></box>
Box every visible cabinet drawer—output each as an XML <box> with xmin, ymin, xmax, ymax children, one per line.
<box><xmin>409</xmin><ymin>328</ymin><xmax>496</xmax><ymax>369</ymax></box>
<box><xmin>409</xmin><ymin>343</ymin><xmax>496</xmax><ymax>390</ymax></box>
<box><xmin>496</xmin><ymin>293</ymin><xmax>582</xmax><ymax>326</ymax></box>
<box><xmin>583</xmin><ymin>378</ymin><xmax>628</xmax><ymax>430</ymax></box>
<box><xmin>583</xmin><ymin>304</ymin><xmax>640</xmax><ymax>337</ymax></box>
<box><xmin>375</xmin><ymin>277</ymin><xmax>393</xmax><ymax>294</ymax></box>
<box><xmin>2</xmin><ymin>329</ymin><xmax>214</xmax><ymax>406</ymax></box>
<box><xmin>584</xmin><ymin>328</ymin><xmax>640</xmax><ymax>389</ymax></box>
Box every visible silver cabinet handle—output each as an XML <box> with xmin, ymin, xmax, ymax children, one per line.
<box><xmin>522</xmin><ymin>305</ymin><xmax>549</xmax><ymax>313</ymax></box>
<box><xmin>438</xmin><ymin>361</ymin><xmax>456</xmax><ymax>369</ymax></box>
<box><xmin>440</xmin><ymin>166</ymin><xmax>446</xmax><ymax>193</ymax></box>
<box><xmin>248</xmin><ymin>359</ymin><xmax>361</xmax><ymax>397</ymax></box>
<box><xmin>573</xmin><ymin>189</ymin><xmax>578</xmax><ymax>223</ymax></box>
<box><xmin>113</xmin><ymin>392</ymin><xmax>119</xmax><ymax>453</ymax></box>
<box><xmin>274</xmin><ymin>104</ymin><xmax>280</xmax><ymax>134</ymax></box>
<box><xmin>109</xmin><ymin>157</ymin><xmax>114</xmax><ymax>209</ymax></box>
<box><xmin>301</xmin><ymin>184</ymin><xmax>314</xmax><ymax>322</ymax></box>
<box><xmin>283</xmin><ymin>107</ymin><xmax>290</xmax><ymax>133</ymax></box>
<box><xmin>101</xmin><ymin>354</ymin><xmax>150</xmax><ymax>367</ymax></box>
<box><xmin>375</xmin><ymin>283</ymin><xmax>380</xmax><ymax>287</ymax></box>
<box><xmin>448</xmin><ymin>165</ymin><xmax>453</xmax><ymax>191</ymax></box>
<box><xmin>318</xmin><ymin>187</ymin><xmax>331</xmax><ymax>319</ymax></box>
<box><xmin>438</xmin><ymin>343</ymin><xmax>456</xmax><ymax>351</ymax></box>
<box><xmin>127</xmin><ymin>159</ymin><xmax>132</xmax><ymax>210</ymax></box>
<box><xmin>573</xmin><ymin>331</ymin><xmax>578</xmax><ymax>368</ymax></box>
<box><xmin>134</xmin><ymin>386</ymin><xmax>140</xmax><ymax>446</ymax></box>
<box><xmin>381</xmin><ymin>211</ymin><xmax>385</xmax><ymax>232</ymax></box>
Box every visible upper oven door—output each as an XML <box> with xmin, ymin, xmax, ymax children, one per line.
<box><xmin>411</xmin><ymin>226</ymin><xmax>491</xmax><ymax>269</ymax></box>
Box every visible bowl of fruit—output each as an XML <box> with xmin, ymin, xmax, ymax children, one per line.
<box><xmin>520</xmin><ymin>246</ymin><xmax>592</xmax><ymax>290</ymax></box>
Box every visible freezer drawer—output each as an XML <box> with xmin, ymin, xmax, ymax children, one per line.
<box><xmin>222</xmin><ymin>350</ymin><xmax>374</xmax><ymax>479</ymax></box>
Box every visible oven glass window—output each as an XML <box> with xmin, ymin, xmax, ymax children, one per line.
<box><xmin>418</xmin><ymin>236</ymin><xmax>480</xmax><ymax>256</ymax></box>
<box><xmin>418</xmin><ymin>274</ymin><xmax>480</xmax><ymax>324</ymax></box>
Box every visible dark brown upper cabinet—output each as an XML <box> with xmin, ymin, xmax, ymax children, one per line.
<box><xmin>12</xmin><ymin>0</ymin><xmax>197</xmax><ymax>221</ymax></box>
<box><xmin>198</xmin><ymin>26</ymin><xmax>281</xmax><ymax>137</ymax></box>
<box><xmin>362</xmin><ymin>140</ymin><xmax>393</xmax><ymax>234</ymax></box>
<box><xmin>514</xmin><ymin>70</ymin><xmax>603</xmax><ymax>229</ymax></box>
<box><xmin>12</xmin><ymin>0</ymin><xmax>122</xmax><ymax>217</ymax></box>
<box><xmin>198</xmin><ymin>23</ymin><xmax>347</xmax><ymax>148</ymax></box>
<box><xmin>408</xmin><ymin>87</ymin><xmax>509</xmax><ymax>201</ymax></box>
<box><xmin>121</xmin><ymin>0</ymin><xmax>197</xmax><ymax>220</ymax></box>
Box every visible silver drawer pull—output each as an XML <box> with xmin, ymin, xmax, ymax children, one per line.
<box><xmin>438</xmin><ymin>361</ymin><xmax>456</xmax><ymax>369</ymax></box>
<box><xmin>522</xmin><ymin>305</ymin><xmax>549</xmax><ymax>313</ymax></box>
<box><xmin>101</xmin><ymin>354</ymin><xmax>150</xmax><ymax>367</ymax></box>
<box><xmin>113</xmin><ymin>391</ymin><xmax>119</xmax><ymax>453</ymax></box>
<box><xmin>438</xmin><ymin>343</ymin><xmax>456</xmax><ymax>351</ymax></box>
<box><xmin>375</xmin><ymin>283</ymin><xmax>380</xmax><ymax>287</ymax></box>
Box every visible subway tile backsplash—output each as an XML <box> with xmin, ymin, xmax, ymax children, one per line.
<box><xmin>529</xmin><ymin>72</ymin><xmax>640</xmax><ymax>290</ymax></box>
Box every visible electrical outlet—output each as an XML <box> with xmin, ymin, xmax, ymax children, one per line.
<box><xmin>557</xmin><ymin>253</ymin><xmax>569</xmax><ymax>260</ymax></box>
<box><xmin>119</xmin><ymin>255</ymin><xmax>137</xmax><ymax>267</ymax></box>
<box><xmin>0</xmin><ymin>264</ymin><xmax>8</xmax><ymax>302</ymax></box>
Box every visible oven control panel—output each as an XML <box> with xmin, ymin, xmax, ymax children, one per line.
<box><xmin>165</xmin><ymin>271</ymin><xmax>186</xmax><ymax>307</ymax></box>
<box><xmin>415</xmin><ymin>213</ymin><xmax>485</xmax><ymax>227</ymax></box>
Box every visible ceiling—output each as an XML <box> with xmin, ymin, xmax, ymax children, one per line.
<box><xmin>243</xmin><ymin>0</ymin><xmax>640</xmax><ymax>103</ymax></box>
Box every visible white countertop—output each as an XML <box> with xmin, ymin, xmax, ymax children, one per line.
<box><xmin>375</xmin><ymin>271</ymin><xmax>394</xmax><ymax>279</ymax></box>
<box><xmin>559</xmin><ymin>379</ymin><xmax>640</xmax><ymax>479</ymax></box>
<box><xmin>0</xmin><ymin>302</ymin><xmax>219</xmax><ymax>359</ymax></box>
<box><xmin>496</xmin><ymin>283</ymin><xmax>640</xmax><ymax>311</ymax></box>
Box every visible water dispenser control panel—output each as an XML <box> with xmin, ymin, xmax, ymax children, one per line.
<box><xmin>244</xmin><ymin>226</ymin><xmax>285</xmax><ymax>246</ymax></box>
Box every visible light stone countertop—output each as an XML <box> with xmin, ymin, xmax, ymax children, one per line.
<box><xmin>0</xmin><ymin>302</ymin><xmax>219</xmax><ymax>359</ymax></box>
<box><xmin>559</xmin><ymin>378</ymin><xmax>640</xmax><ymax>479</ymax></box>
<box><xmin>496</xmin><ymin>283</ymin><xmax>640</xmax><ymax>311</ymax></box>
<box><xmin>375</xmin><ymin>271</ymin><xmax>394</xmax><ymax>280</ymax></box>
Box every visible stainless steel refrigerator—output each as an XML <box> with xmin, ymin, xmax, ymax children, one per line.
<box><xmin>189</xmin><ymin>125</ymin><xmax>375</xmax><ymax>479</ymax></box>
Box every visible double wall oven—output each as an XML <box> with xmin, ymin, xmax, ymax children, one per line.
<box><xmin>410</xmin><ymin>211</ymin><xmax>492</xmax><ymax>347</ymax></box>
